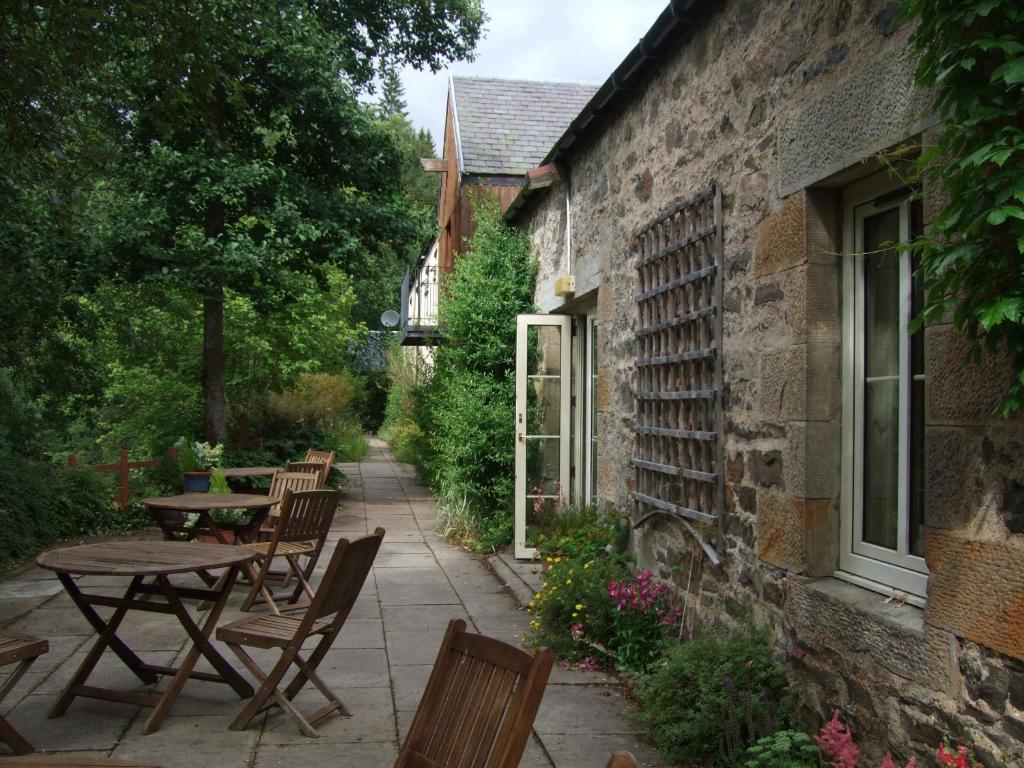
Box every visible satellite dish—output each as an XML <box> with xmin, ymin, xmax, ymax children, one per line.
<box><xmin>380</xmin><ymin>309</ymin><xmax>400</xmax><ymax>328</ymax></box>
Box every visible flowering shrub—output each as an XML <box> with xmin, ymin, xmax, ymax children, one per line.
<box><xmin>526</xmin><ymin>503</ymin><xmax>631</xmax><ymax>663</ymax></box>
<box><xmin>603</xmin><ymin>570</ymin><xmax>683</xmax><ymax>673</ymax></box>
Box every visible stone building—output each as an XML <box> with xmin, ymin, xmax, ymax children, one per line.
<box><xmin>503</xmin><ymin>0</ymin><xmax>1024</xmax><ymax>763</ymax></box>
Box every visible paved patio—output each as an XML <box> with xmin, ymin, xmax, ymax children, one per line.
<box><xmin>0</xmin><ymin>438</ymin><xmax>666</xmax><ymax>767</ymax></box>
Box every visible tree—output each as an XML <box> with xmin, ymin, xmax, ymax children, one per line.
<box><xmin>1</xmin><ymin>1</ymin><xmax>485</xmax><ymax>443</ymax></box>
<box><xmin>379</xmin><ymin>68</ymin><xmax>409</xmax><ymax>119</ymax></box>
<box><xmin>904</xmin><ymin>0</ymin><xmax>1024</xmax><ymax>415</ymax></box>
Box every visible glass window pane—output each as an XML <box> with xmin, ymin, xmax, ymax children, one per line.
<box><xmin>528</xmin><ymin>325</ymin><xmax>563</xmax><ymax>376</ymax></box>
<box><xmin>863</xmin><ymin>208</ymin><xmax>901</xmax><ymax>379</ymax></box>
<box><xmin>527</xmin><ymin>377</ymin><xmax>561</xmax><ymax>435</ymax></box>
<box><xmin>526</xmin><ymin>437</ymin><xmax>561</xmax><ymax>496</ymax></box>
<box><xmin>863</xmin><ymin>378</ymin><xmax>899</xmax><ymax>549</ymax></box>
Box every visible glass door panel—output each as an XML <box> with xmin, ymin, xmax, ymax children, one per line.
<box><xmin>515</xmin><ymin>315</ymin><xmax>571</xmax><ymax>559</ymax></box>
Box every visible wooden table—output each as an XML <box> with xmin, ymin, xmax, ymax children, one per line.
<box><xmin>143</xmin><ymin>493</ymin><xmax>278</xmax><ymax>545</ymax></box>
<box><xmin>36</xmin><ymin>541</ymin><xmax>258</xmax><ymax>734</ymax></box>
<box><xmin>220</xmin><ymin>466</ymin><xmax>279</xmax><ymax>479</ymax></box>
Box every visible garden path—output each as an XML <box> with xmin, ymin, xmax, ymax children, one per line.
<box><xmin>0</xmin><ymin>437</ymin><xmax>668</xmax><ymax>767</ymax></box>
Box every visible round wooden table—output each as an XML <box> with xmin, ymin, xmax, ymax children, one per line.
<box><xmin>143</xmin><ymin>493</ymin><xmax>279</xmax><ymax>545</ymax></box>
<box><xmin>37</xmin><ymin>541</ymin><xmax>258</xmax><ymax>734</ymax></box>
<box><xmin>220</xmin><ymin>466</ymin><xmax>279</xmax><ymax>479</ymax></box>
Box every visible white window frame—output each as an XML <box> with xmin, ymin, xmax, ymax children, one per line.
<box><xmin>838</xmin><ymin>174</ymin><xmax>928</xmax><ymax>602</ymax></box>
<box><xmin>584</xmin><ymin>313</ymin><xmax>598</xmax><ymax>505</ymax></box>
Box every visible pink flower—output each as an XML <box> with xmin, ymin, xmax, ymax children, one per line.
<box><xmin>816</xmin><ymin>710</ymin><xmax>859</xmax><ymax>768</ymax></box>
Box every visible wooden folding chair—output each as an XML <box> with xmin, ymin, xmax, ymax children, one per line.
<box><xmin>394</xmin><ymin>619</ymin><xmax>553</xmax><ymax>768</ymax></box>
<box><xmin>217</xmin><ymin>527</ymin><xmax>384</xmax><ymax>737</ymax></box>
<box><xmin>240</xmin><ymin>489</ymin><xmax>339</xmax><ymax>613</ymax></box>
<box><xmin>284</xmin><ymin>461</ymin><xmax>326</xmax><ymax>487</ymax></box>
<box><xmin>304</xmin><ymin>449</ymin><xmax>335</xmax><ymax>487</ymax></box>
<box><xmin>259</xmin><ymin>471</ymin><xmax>320</xmax><ymax>537</ymax></box>
<box><xmin>0</xmin><ymin>631</ymin><xmax>48</xmax><ymax>755</ymax></box>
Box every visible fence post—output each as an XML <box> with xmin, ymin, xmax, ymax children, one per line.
<box><xmin>119</xmin><ymin>448</ymin><xmax>131</xmax><ymax>509</ymax></box>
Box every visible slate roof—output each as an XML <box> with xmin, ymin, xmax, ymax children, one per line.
<box><xmin>451</xmin><ymin>76</ymin><xmax>599</xmax><ymax>176</ymax></box>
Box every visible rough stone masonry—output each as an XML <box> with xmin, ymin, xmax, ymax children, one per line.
<box><xmin>513</xmin><ymin>0</ymin><xmax>1024</xmax><ymax>764</ymax></box>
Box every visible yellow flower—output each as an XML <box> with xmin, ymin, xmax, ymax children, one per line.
<box><xmin>545</xmin><ymin>557</ymin><xmax>552</xmax><ymax>563</ymax></box>
<box><xmin>575</xmin><ymin>603</ymin><xmax>584</xmax><ymax>610</ymax></box>
<box><xmin>583</xmin><ymin>562</ymin><xmax>590</xmax><ymax>570</ymax></box>
<box><xmin>534</xmin><ymin>593</ymin><xmax>542</xmax><ymax>600</ymax></box>
<box><xmin>571</xmin><ymin>612</ymin><xmax>578</xmax><ymax>618</ymax></box>
<box><xmin>565</xmin><ymin>579</ymin><xmax>572</xmax><ymax>585</ymax></box>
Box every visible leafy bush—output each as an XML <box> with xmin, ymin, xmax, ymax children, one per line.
<box><xmin>636</xmin><ymin>621</ymin><xmax>793</xmax><ymax>767</ymax></box>
<box><xmin>741</xmin><ymin>731</ymin><xmax>819</xmax><ymax>768</ymax></box>
<box><xmin>401</xmin><ymin>193</ymin><xmax>535</xmax><ymax>548</ymax></box>
<box><xmin>0</xmin><ymin>458</ymin><xmax>129</xmax><ymax>568</ymax></box>
<box><xmin>234</xmin><ymin>371</ymin><xmax>367</xmax><ymax>462</ymax></box>
<box><xmin>526</xmin><ymin>504</ymin><xmax>634</xmax><ymax>664</ymax></box>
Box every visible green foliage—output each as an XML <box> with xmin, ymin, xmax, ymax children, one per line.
<box><xmin>526</xmin><ymin>505</ymin><xmax>632</xmax><ymax>663</ymax></box>
<box><xmin>636</xmin><ymin>622</ymin><xmax>793</xmax><ymax>767</ymax></box>
<box><xmin>903</xmin><ymin>0</ymin><xmax>1024</xmax><ymax>414</ymax></box>
<box><xmin>741</xmin><ymin>731</ymin><xmax>820</xmax><ymax>768</ymax></box>
<box><xmin>383</xmin><ymin>196</ymin><xmax>535</xmax><ymax>548</ymax></box>
<box><xmin>0</xmin><ymin>371</ymin><xmax>139</xmax><ymax>566</ymax></box>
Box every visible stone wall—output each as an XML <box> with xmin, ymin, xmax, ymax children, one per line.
<box><xmin>515</xmin><ymin>0</ymin><xmax>1024</xmax><ymax>764</ymax></box>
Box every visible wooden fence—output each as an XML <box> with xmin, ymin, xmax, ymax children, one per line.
<box><xmin>68</xmin><ymin>447</ymin><xmax>177</xmax><ymax>509</ymax></box>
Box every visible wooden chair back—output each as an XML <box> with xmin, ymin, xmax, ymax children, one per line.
<box><xmin>304</xmin><ymin>449</ymin><xmax>336</xmax><ymax>486</ymax></box>
<box><xmin>304</xmin><ymin>527</ymin><xmax>385</xmax><ymax>625</ymax></box>
<box><xmin>266</xmin><ymin>471</ymin><xmax>319</xmax><ymax>519</ymax></box>
<box><xmin>273</xmin><ymin>489</ymin><xmax>339</xmax><ymax>545</ymax></box>
<box><xmin>394</xmin><ymin>619</ymin><xmax>554</xmax><ymax>768</ymax></box>
<box><xmin>284</xmin><ymin>461</ymin><xmax>326</xmax><ymax>485</ymax></box>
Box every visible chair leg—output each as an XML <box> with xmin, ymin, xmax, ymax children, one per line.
<box><xmin>0</xmin><ymin>714</ymin><xmax>34</xmax><ymax>755</ymax></box>
<box><xmin>241</xmin><ymin>558</ymin><xmax>281</xmax><ymax>615</ymax></box>
<box><xmin>0</xmin><ymin>655</ymin><xmax>36</xmax><ymax>754</ymax></box>
<box><xmin>227</xmin><ymin>643</ymin><xmax>319</xmax><ymax>737</ymax></box>
<box><xmin>284</xmin><ymin>554</ymin><xmax>316</xmax><ymax>603</ymax></box>
<box><xmin>293</xmin><ymin>654</ymin><xmax>350</xmax><ymax>720</ymax></box>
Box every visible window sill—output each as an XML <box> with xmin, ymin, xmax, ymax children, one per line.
<box><xmin>793</xmin><ymin>573</ymin><xmax>928</xmax><ymax>637</ymax></box>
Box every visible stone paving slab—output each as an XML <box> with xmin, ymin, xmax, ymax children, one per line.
<box><xmin>0</xmin><ymin>437</ymin><xmax>668</xmax><ymax>767</ymax></box>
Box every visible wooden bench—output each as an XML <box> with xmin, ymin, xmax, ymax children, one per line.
<box><xmin>0</xmin><ymin>631</ymin><xmax>48</xmax><ymax>755</ymax></box>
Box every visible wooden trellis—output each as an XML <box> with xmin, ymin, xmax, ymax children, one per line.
<box><xmin>631</xmin><ymin>184</ymin><xmax>724</xmax><ymax>566</ymax></box>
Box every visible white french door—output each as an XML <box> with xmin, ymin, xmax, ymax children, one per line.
<box><xmin>514</xmin><ymin>314</ymin><xmax>572</xmax><ymax>559</ymax></box>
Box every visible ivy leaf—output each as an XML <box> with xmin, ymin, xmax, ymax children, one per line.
<box><xmin>992</xmin><ymin>57</ymin><xmax>1024</xmax><ymax>85</ymax></box>
<box><xmin>978</xmin><ymin>298</ymin><xmax>1024</xmax><ymax>331</ymax></box>
<box><xmin>987</xmin><ymin>205</ymin><xmax>1024</xmax><ymax>225</ymax></box>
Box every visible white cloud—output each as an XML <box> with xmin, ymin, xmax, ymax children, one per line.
<box><xmin>399</xmin><ymin>0</ymin><xmax>668</xmax><ymax>148</ymax></box>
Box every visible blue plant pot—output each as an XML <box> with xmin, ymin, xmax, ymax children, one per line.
<box><xmin>183</xmin><ymin>472</ymin><xmax>212</xmax><ymax>493</ymax></box>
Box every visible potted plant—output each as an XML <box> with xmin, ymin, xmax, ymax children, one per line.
<box><xmin>177</xmin><ymin>439</ymin><xmax>223</xmax><ymax>493</ymax></box>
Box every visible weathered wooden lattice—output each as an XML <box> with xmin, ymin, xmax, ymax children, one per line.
<box><xmin>631</xmin><ymin>184</ymin><xmax>724</xmax><ymax>566</ymax></box>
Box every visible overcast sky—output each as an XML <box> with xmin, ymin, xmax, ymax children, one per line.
<box><xmin>394</xmin><ymin>0</ymin><xmax>670</xmax><ymax>146</ymax></box>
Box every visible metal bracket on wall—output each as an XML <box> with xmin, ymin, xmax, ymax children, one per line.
<box><xmin>630</xmin><ymin>184</ymin><xmax>725</xmax><ymax>568</ymax></box>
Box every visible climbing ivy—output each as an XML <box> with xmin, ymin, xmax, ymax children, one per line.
<box><xmin>903</xmin><ymin>0</ymin><xmax>1024</xmax><ymax>415</ymax></box>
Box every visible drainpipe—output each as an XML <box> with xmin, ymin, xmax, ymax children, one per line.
<box><xmin>564</xmin><ymin>174</ymin><xmax>572</xmax><ymax>275</ymax></box>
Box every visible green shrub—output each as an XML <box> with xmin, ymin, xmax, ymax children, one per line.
<box><xmin>741</xmin><ymin>731</ymin><xmax>819</xmax><ymax>768</ymax></box>
<box><xmin>526</xmin><ymin>505</ymin><xmax>633</xmax><ymax>663</ymax></box>
<box><xmin>636</xmin><ymin>621</ymin><xmax>794</xmax><ymax>767</ymax></box>
<box><xmin>0</xmin><ymin>458</ymin><xmax>130</xmax><ymax>568</ymax></box>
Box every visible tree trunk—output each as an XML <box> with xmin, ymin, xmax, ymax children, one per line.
<box><xmin>203</xmin><ymin>280</ymin><xmax>227</xmax><ymax>444</ymax></box>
